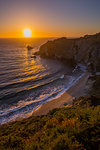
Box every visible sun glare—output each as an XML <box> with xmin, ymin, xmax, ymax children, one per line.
<box><xmin>23</xmin><ymin>29</ymin><xmax>32</xmax><ymax>37</ymax></box>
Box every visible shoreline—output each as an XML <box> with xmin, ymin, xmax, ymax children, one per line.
<box><xmin>0</xmin><ymin>72</ymin><xmax>89</xmax><ymax>124</ymax></box>
<box><xmin>32</xmin><ymin>72</ymin><xmax>89</xmax><ymax>116</ymax></box>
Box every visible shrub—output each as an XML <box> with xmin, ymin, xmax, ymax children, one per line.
<box><xmin>0</xmin><ymin>97</ymin><xmax>100</xmax><ymax>150</ymax></box>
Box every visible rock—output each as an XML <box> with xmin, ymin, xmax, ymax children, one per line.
<box><xmin>86</xmin><ymin>75</ymin><xmax>100</xmax><ymax>99</ymax></box>
<box><xmin>75</xmin><ymin>33</ymin><xmax>100</xmax><ymax>73</ymax></box>
<box><xmin>39</xmin><ymin>37</ymin><xmax>76</xmax><ymax>67</ymax></box>
<box><xmin>38</xmin><ymin>33</ymin><xmax>100</xmax><ymax>98</ymax></box>
<box><xmin>38</xmin><ymin>32</ymin><xmax>100</xmax><ymax>72</ymax></box>
<box><xmin>90</xmin><ymin>75</ymin><xmax>100</xmax><ymax>99</ymax></box>
<box><xmin>33</xmin><ymin>51</ymin><xmax>39</xmax><ymax>55</ymax></box>
<box><xmin>27</xmin><ymin>45</ymin><xmax>33</xmax><ymax>50</ymax></box>
<box><xmin>31</xmin><ymin>55</ymin><xmax>36</xmax><ymax>58</ymax></box>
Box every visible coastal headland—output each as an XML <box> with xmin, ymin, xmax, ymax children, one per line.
<box><xmin>33</xmin><ymin>32</ymin><xmax>100</xmax><ymax>116</ymax></box>
<box><xmin>0</xmin><ymin>33</ymin><xmax>100</xmax><ymax>150</ymax></box>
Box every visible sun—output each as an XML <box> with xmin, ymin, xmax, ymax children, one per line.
<box><xmin>23</xmin><ymin>29</ymin><xmax>32</xmax><ymax>37</ymax></box>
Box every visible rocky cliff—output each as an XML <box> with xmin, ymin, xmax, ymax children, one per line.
<box><xmin>39</xmin><ymin>37</ymin><xmax>76</xmax><ymax>66</ymax></box>
<box><xmin>39</xmin><ymin>33</ymin><xmax>100</xmax><ymax>73</ymax></box>
<box><xmin>38</xmin><ymin>33</ymin><xmax>100</xmax><ymax>98</ymax></box>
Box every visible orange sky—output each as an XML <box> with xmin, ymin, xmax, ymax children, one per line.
<box><xmin>0</xmin><ymin>0</ymin><xmax>100</xmax><ymax>38</ymax></box>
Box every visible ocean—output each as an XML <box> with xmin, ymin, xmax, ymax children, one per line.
<box><xmin>0</xmin><ymin>38</ymin><xmax>83</xmax><ymax>124</ymax></box>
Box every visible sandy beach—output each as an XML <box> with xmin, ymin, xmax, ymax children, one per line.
<box><xmin>33</xmin><ymin>72</ymin><xmax>89</xmax><ymax>116</ymax></box>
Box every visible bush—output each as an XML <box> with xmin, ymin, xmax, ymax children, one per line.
<box><xmin>0</xmin><ymin>97</ymin><xmax>100</xmax><ymax>150</ymax></box>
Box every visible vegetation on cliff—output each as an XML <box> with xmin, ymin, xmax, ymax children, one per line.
<box><xmin>0</xmin><ymin>96</ymin><xmax>100</xmax><ymax>150</ymax></box>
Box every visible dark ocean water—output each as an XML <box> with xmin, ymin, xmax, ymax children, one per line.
<box><xmin>0</xmin><ymin>38</ymin><xmax>83</xmax><ymax>124</ymax></box>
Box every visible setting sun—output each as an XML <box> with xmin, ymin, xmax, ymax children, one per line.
<box><xmin>23</xmin><ymin>29</ymin><xmax>32</xmax><ymax>37</ymax></box>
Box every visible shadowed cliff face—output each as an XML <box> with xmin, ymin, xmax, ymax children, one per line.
<box><xmin>39</xmin><ymin>33</ymin><xmax>100</xmax><ymax>98</ymax></box>
<box><xmin>39</xmin><ymin>37</ymin><xmax>76</xmax><ymax>66</ymax></box>
<box><xmin>75</xmin><ymin>34</ymin><xmax>100</xmax><ymax>72</ymax></box>
<box><xmin>39</xmin><ymin>33</ymin><xmax>100</xmax><ymax>72</ymax></box>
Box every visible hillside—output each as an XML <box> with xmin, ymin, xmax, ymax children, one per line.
<box><xmin>0</xmin><ymin>96</ymin><xmax>100</xmax><ymax>150</ymax></box>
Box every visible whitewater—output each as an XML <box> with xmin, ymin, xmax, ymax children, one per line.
<box><xmin>0</xmin><ymin>38</ymin><xmax>84</xmax><ymax>124</ymax></box>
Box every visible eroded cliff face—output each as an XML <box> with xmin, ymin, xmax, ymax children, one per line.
<box><xmin>39</xmin><ymin>33</ymin><xmax>100</xmax><ymax>73</ymax></box>
<box><xmin>39</xmin><ymin>33</ymin><xmax>100</xmax><ymax>98</ymax></box>
<box><xmin>39</xmin><ymin>38</ymin><xmax>76</xmax><ymax>66</ymax></box>
<box><xmin>74</xmin><ymin>34</ymin><xmax>100</xmax><ymax>73</ymax></box>
<box><xmin>89</xmin><ymin>75</ymin><xmax>100</xmax><ymax>99</ymax></box>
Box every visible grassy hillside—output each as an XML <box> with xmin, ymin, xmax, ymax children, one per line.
<box><xmin>0</xmin><ymin>97</ymin><xmax>100</xmax><ymax>150</ymax></box>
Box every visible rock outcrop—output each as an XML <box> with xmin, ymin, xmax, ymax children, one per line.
<box><xmin>87</xmin><ymin>75</ymin><xmax>100</xmax><ymax>99</ymax></box>
<box><xmin>39</xmin><ymin>33</ymin><xmax>100</xmax><ymax>73</ymax></box>
<box><xmin>75</xmin><ymin>33</ymin><xmax>100</xmax><ymax>73</ymax></box>
<box><xmin>39</xmin><ymin>37</ymin><xmax>76</xmax><ymax>66</ymax></box>
<box><xmin>38</xmin><ymin>32</ymin><xmax>100</xmax><ymax>98</ymax></box>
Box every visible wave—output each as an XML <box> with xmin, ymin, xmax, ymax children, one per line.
<box><xmin>0</xmin><ymin>70</ymin><xmax>61</xmax><ymax>89</ymax></box>
<box><xmin>0</xmin><ymin>72</ymin><xmax>67</xmax><ymax>109</ymax></box>
<box><xmin>0</xmin><ymin>38</ymin><xmax>85</xmax><ymax>125</ymax></box>
<box><xmin>0</xmin><ymin>74</ymin><xmax>79</xmax><ymax>125</ymax></box>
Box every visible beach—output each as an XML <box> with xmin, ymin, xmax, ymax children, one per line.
<box><xmin>0</xmin><ymin>37</ymin><xmax>89</xmax><ymax>125</ymax></box>
<box><xmin>33</xmin><ymin>72</ymin><xmax>89</xmax><ymax>116</ymax></box>
<box><xmin>0</xmin><ymin>38</ymin><xmax>77</xmax><ymax>124</ymax></box>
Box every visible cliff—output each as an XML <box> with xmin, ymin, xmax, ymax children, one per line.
<box><xmin>39</xmin><ymin>33</ymin><xmax>100</xmax><ymax>98</ymax></box>
<box><xmin>39</xmin><ymin>37</ymin><xmax>76</xmax><ymax>66</ymax></box>
<box><xmin>39</xmin><ymin>33</ymin><xmax>100</xmax><ymax>73</ymax></box>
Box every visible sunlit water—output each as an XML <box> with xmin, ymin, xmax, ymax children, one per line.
<box><xmin>0</xmin><ymin>38</ymin><xmax>83</xmax><ymax>124</ymax></box>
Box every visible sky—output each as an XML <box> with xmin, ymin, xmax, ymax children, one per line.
<box><xmin>0</xmin><ymin>0</ymin><xmax>100</xmax><ymax>38</ymax></box>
